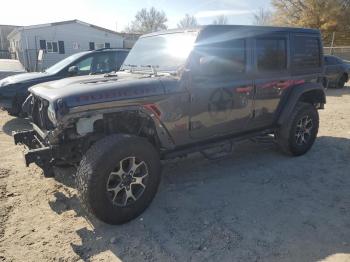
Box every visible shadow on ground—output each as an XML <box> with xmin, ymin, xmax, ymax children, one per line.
<box><xmin>1</xmin><ymin>117</ymin><xmax>31</xmax><ymax>136</ymax></box>
<box><xmin>48</xmin><ymin>136</ymin><xmax>350</xmax><ymax>262</ymax></box>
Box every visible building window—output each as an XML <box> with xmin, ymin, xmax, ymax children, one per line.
<box><xmin>47</xmin><ymin>41</ymin><xmax>58</xmax><ymax>53</ymax></box>
<box><xmin>105</xmin><ymin>43</ymin><xmax>111</xmax><ymax>48</ymax></box>
<box><xmin>96</xmin><ymin>43</ymin><xmax>105</xmax><ymax>49</ymax></box>
<box><xmin>89</xmin><ymin>42</ymin><xmax>95</xmax><ymax>50</ymax></box>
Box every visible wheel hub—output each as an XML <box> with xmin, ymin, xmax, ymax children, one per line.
<box><xmin>295</xmin><ymin>115</ymin><xmax>313</xmax><ymax>146</ymax></box>
<box><xmin>106</xmin><ymin>156</ymin><xmax>149</xmax><ymax>207</ymax></box>
<box><xmin>122</xmin><ymin>173</ymin><xmax>133</xmax><ymax>187</ymax></box>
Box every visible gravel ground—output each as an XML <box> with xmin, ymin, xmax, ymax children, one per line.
<box><xmin>0</xmin><ymin>87</ymin><xmax>349</xmax><ymax>262</ymax></box>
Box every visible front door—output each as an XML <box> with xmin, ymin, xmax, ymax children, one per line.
<box><xmin>189</xmin><ymin>38</ymin><xmax>254</xmax><ymax>139</ymax></box>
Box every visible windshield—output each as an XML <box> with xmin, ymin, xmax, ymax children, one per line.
<box><xmin>45</xmin><ymin>52</ymin><xmax>88</xmax><ymax>74</ymax></box>
<box><xmin>122</xmin><ymin>31</ymin><xmax>198</xmax><ymax>72</ymax></box>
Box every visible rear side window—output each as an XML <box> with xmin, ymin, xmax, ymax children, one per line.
<box><xmin>325</xmin><ymin>56</ymin><xmax>341</xmax><ymax>65</ymax></box>
<box><xmin>292</xmin><ymin>36</ymin><xmax>321</xmax><ymax>69</ymax></box>
<box><xmin>256</xmin><ymin>38</ymin><xmax>287</xmax><ymax>72</ymax></box>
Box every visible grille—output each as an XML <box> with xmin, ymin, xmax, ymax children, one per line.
<box><xmin>31</xmin><ymin>96</ymin><xmax>54</xmax><ymax>130</ymax></box>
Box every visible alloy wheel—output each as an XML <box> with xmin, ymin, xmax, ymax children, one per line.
<box><xmin>106</xmin><ymin>156</ymin><xmax>149</xmax><ymax>207</ymax></box>
<box><xmin>295</xmin><ymin>115</ymin><xmax>314</xmax><ymax>146</ymax></box>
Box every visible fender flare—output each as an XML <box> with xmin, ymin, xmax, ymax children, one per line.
<box><xmin>277</xmin><ymin>82</ymin><xmax>326</xmax><ymax>126</ymax></box>
<box><xmin>57</xmin><ymin>105</ymin><xmax>176</xmax><ymax>150</ymax></box>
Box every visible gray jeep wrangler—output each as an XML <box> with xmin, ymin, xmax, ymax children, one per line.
<box><xmin>14</xmin><ymin>25</ymin><xmax>326</xmax><ymax>224</ymax></box>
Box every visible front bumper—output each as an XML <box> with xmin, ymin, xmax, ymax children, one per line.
<box><xmin>13</xmin><ymin>129</ymin><xmax>54</xmax><ymax>167</ymax></box>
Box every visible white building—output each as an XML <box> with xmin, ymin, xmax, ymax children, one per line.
<box><xmin>7</xmin><ymin>20</ymin><xmax>124</xmax><ymax>71</ymax></box>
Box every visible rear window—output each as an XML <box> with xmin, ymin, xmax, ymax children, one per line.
<box><xmin>292</xmin><ymin>36</ymin><xmax>321</xmax><ymax>69</ymax></box>
<box><xmin>325</xmin><ymin>56</ymin><xmax>341</xmax><ymax>65</ymax></box>
<box><xmin>257</xmin><ymin>38</ymin><xmax>287</xmax><ymax>72</ymax></box>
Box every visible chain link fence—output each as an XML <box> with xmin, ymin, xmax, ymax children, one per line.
<box><xmin>324</xmin><ymin>47</ymin><xmax>350</xmax><ymax>61</ymax></box>
<box><xmin>323</xmin><ymin>31</ymin><xmax>350</xmax><ymax>60</ymax></box>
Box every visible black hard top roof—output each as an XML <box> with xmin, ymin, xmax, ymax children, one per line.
<box><xmin>142</xmin><ymin>24</ymin><xmax>320</xmax><ymax>38</ymax></box>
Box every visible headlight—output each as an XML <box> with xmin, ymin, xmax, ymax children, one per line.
<box><xmin>47</xmin><ymin>103</ymin><xmax>57</xmax><ymax>125</ymax></box>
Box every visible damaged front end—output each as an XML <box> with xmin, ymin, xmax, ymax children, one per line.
<box><xmin>13</xmin><ymin>95</ymin><xmax>84</xmax><ymax>175</ymax></box>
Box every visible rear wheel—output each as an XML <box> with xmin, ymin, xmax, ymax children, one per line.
<box><xmin>276</xmin><ymin>102</ymin><xmax>319</xmax><ymax>156</ymax></box>
<box><xmin>76</xmin><ymin>134</ymin><xmax>161</xmax><ymax>225</ymax></box>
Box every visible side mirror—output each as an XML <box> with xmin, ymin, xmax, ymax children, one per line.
<box><xmin>68</xmin><ymin>66</ymin><xmax>79</xmax><ymax>75</ymax></box>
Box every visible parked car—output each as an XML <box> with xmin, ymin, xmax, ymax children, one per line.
<box><xmin>0</xmin><ymin>48</ymin><xmax>129</xmax><ymax>115</ymax></box>
<box><xmin>14</xmin><ymin>25</ymin><xmax>325</xmax><ymax>225</ymax></box>
<box><xmin>324</xmin><ymin>55</ymin><xmax>350</xmax><ymax>88</ymax></box>
<box><xmin>0</xmin><ymin>59</ymin><xmax>26</xmax><ymax>80</ymax></box>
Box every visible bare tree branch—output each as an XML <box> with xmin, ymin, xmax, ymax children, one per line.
<box><xmin>177</xmin><ymin>14</ymin><xmax>198</xmax><ymax>29</ymax></box>
<box><xmin>124</xmin><ymin>7</ymin><xmax>168</xmax><ymax>34</ymax></box>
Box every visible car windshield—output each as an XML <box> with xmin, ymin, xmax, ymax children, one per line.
<box><xmin>45</xmin><ymin>52</ymin><xmax>87</xmax><ymax>74</ymax></box>
<box><xmin>121</xmin><ymin>31</ymin><xmax>198</xmax><ymax>72</ymax></box>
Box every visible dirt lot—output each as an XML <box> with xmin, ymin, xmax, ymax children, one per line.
<box><xmin>0</xmin><ymin>88</ymin><xmax>349</xmax><ymax>262</ymax></box>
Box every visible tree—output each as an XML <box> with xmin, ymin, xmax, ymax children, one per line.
<box><xmin>177</xmin><ymin>14</ymin><xmax>198</xmax><ymax>29</ymax></box>
<box><xmin>213</xmin><ymin>15</ymin><xmax>228</xmax><ymax>25</ymax></box>
<box><xmin>252</xmin><ymin>8</ymin><xmax>273</xmax><ymax>26</ymax></box>
<box><xmin>271</xmin><ymin>0</ymin><xmax>350</xmax><ymax>32</ymax></box>
<box><xmin>124</xmin><ymin>7</ymin><xmax>168</xmax><ymax>34</ymax></box>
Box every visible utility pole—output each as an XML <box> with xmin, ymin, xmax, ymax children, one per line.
<box><xmin>330</xmin><ymin>32</ymin><xmax>335</xmax><ymax>55</ymax></box>
<box><xmin>0</xmin><ymin>27</ymin><xmax>3</xmax><ymax>50</ymax></box>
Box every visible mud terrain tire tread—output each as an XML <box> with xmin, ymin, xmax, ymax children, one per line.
<box><xmin>75</xmin><ymin>134</ymin><xmax>161</xmax><ymax>225</ymax></box>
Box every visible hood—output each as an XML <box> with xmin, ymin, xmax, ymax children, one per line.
<box><xmin>30</xmin><ymin>72</ymin><xmax>171</xmax><ymax>108</ymax></box>
<box><xmin>1</xmin><ymin>72</ymin><xmax>51</xmax><ymax>85</ymax></box>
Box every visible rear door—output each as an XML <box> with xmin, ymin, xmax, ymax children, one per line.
<box><xmin>250</xmin><ymin>33</ymin><xmax>290</xmax><ymax>129</ymax></box>
<box><xmin>189</xmin><ymin>37</ymin><xmax>254</xmax><ymax>139</ymax></box>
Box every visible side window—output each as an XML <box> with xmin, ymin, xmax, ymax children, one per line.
<box><xmin>292</xmin><ymin>36</ymin><xmax>321</xmax><ymax>69</ymax></box>
<box><xmin>324</xmin><ymin>57</ymin><xmax>330</xmax><ymax>65</ymax></box>
<box><xmin>89</xmin><ymin>42</ymin><xmax>95</xmax><ymax>51</ymax></box>
<box><xmin>47</xmin><ymin>41</ymin><xmax>59</xmax><ymax>53</ymax></box>
<box><xmin>256</xmin><ymin>38</ymin><xmax>287</xmax><ymax>72</ymax></box>
<box><xmin>196</xmin><ymin>39</ymin><xmax>246</xmax><ymax>76</ymax></box>
<box><xmin>74</xmin><ymin>56</ymin><xmax>93</xmax><ymax>75</ymax></box>
<box><xmin>92</xmin><ymin>53</ymin><xmax>117</xmax><ymax>74</ymax></box>
<box><xmin>324</xmin><ymin>56</ymin><xmax>337</xmax><ymax>65</ymax></box>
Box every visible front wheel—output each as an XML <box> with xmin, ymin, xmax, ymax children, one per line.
<box><xmin>76</xmin><ymin>134</ymin><xmax>161</xmax><ymax>225</ymax></box>
<box><xmin>276</xmin><ymin>102</ymin><xmax>319</xmax><ymax>156</ymax></box>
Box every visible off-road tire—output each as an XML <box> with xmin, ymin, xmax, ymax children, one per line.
<box><xmin>276</xmin><ymin>102</ymin><xmax>319</xmax><ymax>156</ymax></box>
<box><xmin>75</xmin><ymin>134</ymin><xmax>161</xmax><ymax>225</ymax></box>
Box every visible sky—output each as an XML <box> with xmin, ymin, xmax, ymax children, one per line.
<box><xmin>0</xmin><ymin>0</ymin><xmax>271</xmax><ymax>31</ymax></box>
